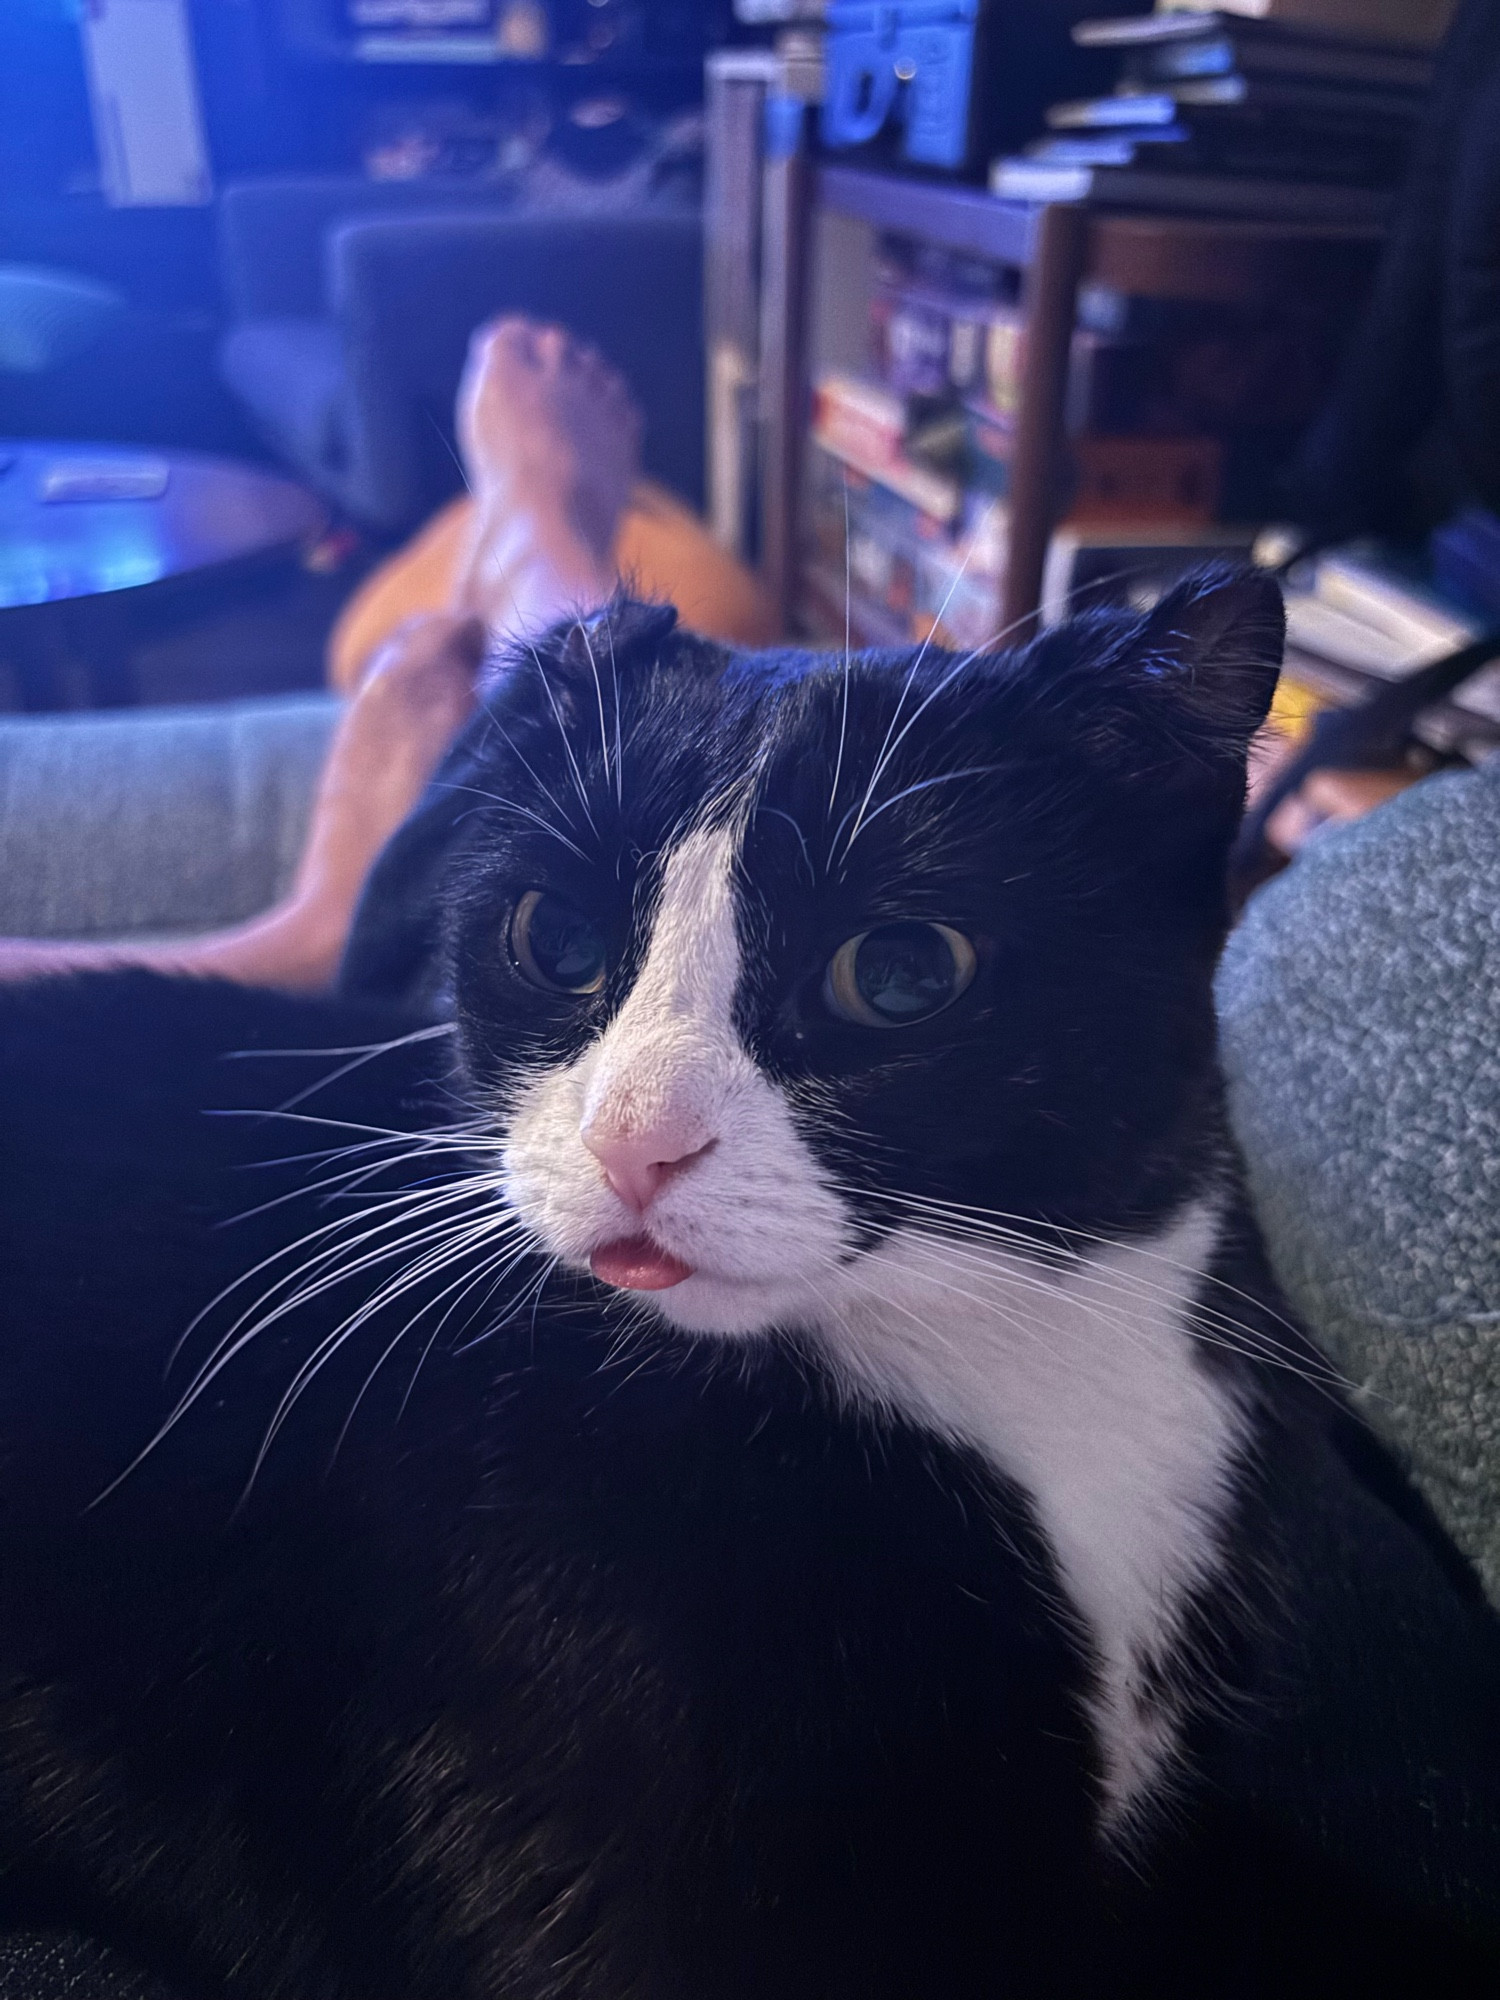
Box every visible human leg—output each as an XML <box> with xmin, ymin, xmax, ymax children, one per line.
<box><xmin>0</xmin><ymin>614</ymin><xmax>482</xmax><ymax>992</ymax></box>
<box><xmin>1</xmin><ymin>320</ymin><xmax>649</xmax><ymax>993</ymax></box>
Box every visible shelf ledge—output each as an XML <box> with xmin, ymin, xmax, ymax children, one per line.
<box><xmin>815</xmin><ymin>166</ymin><xmax>1043</xmax><ymax>270</ymax></box>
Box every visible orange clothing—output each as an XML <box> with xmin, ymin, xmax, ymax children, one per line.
<box><xmin>327</xmin><ymin>480</ymin><xmax>778</xmax><ymax>692</ymax></box>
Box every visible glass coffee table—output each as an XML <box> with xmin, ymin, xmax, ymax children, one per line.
<box><xmin>0</xmin><ymin>441</ymin><xmax>327</xmax><ymax>708</ymax></box>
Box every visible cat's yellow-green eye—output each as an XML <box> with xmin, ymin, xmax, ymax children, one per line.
<box><xmin>510</xmin><ymin>890</ymin><xmax>608</xmax><ymax>995</ymax></box>
<box><xmin>824</xmin><ymin>922</ymin><xmax>977</xmax><ymax>1029</ymax></box>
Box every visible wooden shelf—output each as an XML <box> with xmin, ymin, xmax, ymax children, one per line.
<box><xmin>815</xmin><ymin>165</ymin><xmax>1381</xmax><ymax>304</ymax></box>
<box><xmin>1084</xmin><ymin>210</ymin><xmax>1383</xmax><ymax>305</ymax></box>
<box><xmin>816</xmin><ymin>166</ymin><xmax>1043</xmax><ymax>270</ymax></box>
<box><xmin>738</xmin><ymin>92</ymin><xmax>1389</xmax><ymax>635</ymax></box>
<box><xmin>345</xmin><ymin>34</ymin><xmax>531</xmax><ymax>64</ymax></box>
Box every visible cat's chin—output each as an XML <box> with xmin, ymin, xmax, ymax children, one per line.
<box><xmin>616</xmin><ymin>1268</ymin><xmax>806</xmax><ymax>1340</ymax></box>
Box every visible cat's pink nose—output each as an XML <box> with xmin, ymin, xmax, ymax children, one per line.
<box><xmin>582</xmin><ymin>1119</ymin><xmax>715</xmax><ymax>1215</ymax></box>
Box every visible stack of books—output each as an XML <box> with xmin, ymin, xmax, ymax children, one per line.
<box><xmin>803</xmin><ymin>235</ymin><xmax>1015</xmax><ymax>650</ymax></box>
<box><xmin>990</xmin><ymin>7</ymin><xmax>1437</xmax><ymax>223</ymax></box>
<box><xmin>1277</xmin><ymin>539</ymin><xmax>1500</xmax><ymax>759</ymax></box>
<box><xmin>805</xmin><ymin>374</ymin><xmax>1008</xmax><ymax>652</ymax></box>
<box><xmin>800</xmin><ymin>231</ymin><xmax>1266</xmax><ymax>650</ymax></box>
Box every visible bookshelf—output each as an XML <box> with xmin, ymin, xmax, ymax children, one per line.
<box><xmin>815</xmin><ymin>170</ymin><xmax>1087</xmax><ymax>636</ymax></box>
<box><xmin>816</xmin><ymin>168</ymin><xmax>1043</xmax><ymax>269</ymax></box>
<box><xmin>704</xmin><ymin>72</ymin><xmax>1385</xmax><ymax>652</ymax></box>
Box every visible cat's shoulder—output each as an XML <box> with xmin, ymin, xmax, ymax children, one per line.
<box><xmin>1</xmin><ymin>969</ymin><xmax>444</xmax><ymax>1209</ymax></box>
<box><xmin>0</xmin><ymin>970</ymin><xmax>449</xmax><ymax>1445</ymax></box>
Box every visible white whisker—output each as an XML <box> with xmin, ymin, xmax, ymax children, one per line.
<box><xmin>328</xmin><ymin>1236</ymin><xmax>538</xmax><ymax>1467</ymax></box>
<box><xmin>439</xmin><ymin>782</ymin><xmax>590</xmax><ymax>863</ymax></box>
<box><xmin>604</xmin><ymin>611</ymin><xmax>624</xmax><ymax>808</ymax></box>
<box><xmin>843</xmin><ymin>1187</ymin><xmax>1343</xmax><ymax>1391</ymax></box>
<box><xmin>530</xmin><ymin>646</ymin><xmax>599</xmax><ymax>840</ymax></box>
<box><xmin>242</xmin><ymin>1214</ymin><xmax>528</xmax><ymax>1494</ymax></box>
<box><xmin>576</xmin><ymin>616</ymin><xmax>613</xmax><ymax>801</ymax></box>
<box><xmin>175</xmin><ymin>1186</ymin><xmax>518</xmax><ymax>1410</ymax></box>
<box><xmin>837</xmin><ymin>501</ymin><xmax>999</xmax><ymax>863</ymax></box>
<box><xmin>845</xmin><ymin>763</ymin><xmax>1006</xmax><ymax>837</ymax></box>
<box><xmin>827</xmin><ymin>470</ymin><xmax>853</xmax><ymax>826</ymax></box>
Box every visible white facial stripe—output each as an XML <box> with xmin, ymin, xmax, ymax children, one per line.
<box><xmin>500</xmin><ymin>824</ymin><xmax>849</xmax><ymax>1334</ymax></box>
<box><xmin>580</xmin><ymin>826</ymin><xmax>743</xmax><ymax>1159</ymax></box>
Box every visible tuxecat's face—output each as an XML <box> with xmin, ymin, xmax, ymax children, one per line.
<box><xmin>447</xmin><ymin>579</ymin><xmax>1281</xmax><ymax>1342</ymax></box>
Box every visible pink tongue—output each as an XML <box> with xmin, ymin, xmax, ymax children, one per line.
<box><xmin>590</xmin><ymin>1236</ymin><xmax>693</xmax><ymax>1291</ymax></box>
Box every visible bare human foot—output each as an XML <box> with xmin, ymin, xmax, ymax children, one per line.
<box><xmin>452</xmin><ymin>317</ymin><xmax>642</xmax><ymax>638</ymax></box>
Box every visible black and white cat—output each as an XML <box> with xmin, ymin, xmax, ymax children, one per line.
<box><xmin>1</xmin><ymin>571</ymin><xmax>1497</xmax><ymax>1999</ymax></box>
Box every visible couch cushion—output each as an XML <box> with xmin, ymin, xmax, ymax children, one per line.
<box><xmin>1218</xmin><ymin>760</ymin><xmax>1500</xmax><ymax>1604</ymax></box>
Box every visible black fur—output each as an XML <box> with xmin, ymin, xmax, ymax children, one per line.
<box><xmin>1</xmin><ymin>576</ymin><xmax>1498</xmax><ymax>1999</ymax></box>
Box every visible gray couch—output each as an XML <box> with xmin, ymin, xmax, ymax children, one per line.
<box><xmin>217</xmin><ymin>177</ymin><xmax>704</xmax><ymax>535</ymax></box>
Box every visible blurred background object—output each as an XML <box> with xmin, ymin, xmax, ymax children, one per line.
<box><xmin>218</xmin><ymin>203</ymin><xmax>704</xmax><ymax>531</ymax></box>
<box><xmin>5</xmin><ymin>0</ymin><xmax>1500</xmax><ymax>807</ymax></box>
<box><xmin>0</xmin><ymin>266</ymin><xmax>126</xmax><ymax>374</ymax></box>
<box><xmin>0</xmin><ymin>0</ymin><xmax>737</xmax><ymax>709</ymax></box>
<box><xmin>80</xmin><ymin>0</ymin><xmax>213</xmax><ymax>207</ymax></box>
<box><xmin>820</xmin><ymin>0</ymin><xmax>1140</xmax><ymax>177</ymax></box>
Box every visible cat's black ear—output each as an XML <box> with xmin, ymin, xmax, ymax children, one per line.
<box><xmin>1111</xmin><ymin>566</ymin><xmax>1284</xmax><ymax>757</ymax></box>
<box><xmin>489</xmin><ymin>593</ymin><xmax>681</xmax><ymax>706</ymax></box>
<box><xmin>547</xmin><ymin>595</ymin><xmax>681</xmax><ymax>676</ymax></box>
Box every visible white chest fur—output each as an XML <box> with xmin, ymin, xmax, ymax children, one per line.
<box><xmin>815</xmin><ymin>1201</ymin><xmax>1248</xmax><ymax>1828</ymax></box>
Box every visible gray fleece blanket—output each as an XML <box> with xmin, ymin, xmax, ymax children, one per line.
<box><xmin>1218</xmin><ymin>759</ymin><xmax>1500</xmax><ymax>1604</ymax></box>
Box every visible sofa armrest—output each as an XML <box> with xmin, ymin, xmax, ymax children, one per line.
<box><xmin>217</xmin><ymin>175</ymin><xmax>521</xmax><ymax>324</ymax></box>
